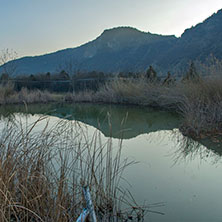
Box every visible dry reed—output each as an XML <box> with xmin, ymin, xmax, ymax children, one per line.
<box><xmin>0</xmin><ymin>114</ymin><xmax>145</xmax><ymax>221</ymax></box>
<box><xmin>0</xmin><ymin>85</ymin><xmax>63</xmax><ymax>105</ymax></box>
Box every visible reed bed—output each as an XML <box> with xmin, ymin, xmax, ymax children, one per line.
<box><xmin>0</xmin><ymin>114</ymin><xmax>148</xmax><ymax>221</ymax></box>
<box><xmin>0</xmin><ymin>84</ymin><xmax>63</xmax><ymax>105</ymax></box>
<box><xmin>65</xmin><ymin>77</ymin><xmax>183</xmax><ymax>108</ymax></box>
<box><xmin>178</xmin><ymin>78</ymin><xmax>222</xmax><ymax>138</ymax></box>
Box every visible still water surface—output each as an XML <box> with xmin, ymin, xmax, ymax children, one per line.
<box><xmin>0</xmin><ymin>103</ymin><xmax>222</xmax><ymax>222</ymax></box>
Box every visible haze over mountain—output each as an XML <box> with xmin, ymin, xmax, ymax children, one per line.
<box><xmin>1</xmin><ymin>9</ymin><xmax>222</xmax><ymax>76</ymax></box>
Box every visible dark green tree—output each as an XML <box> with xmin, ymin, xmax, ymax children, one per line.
<box><xmin>183</xmin><ymin>62</ymin><xmax>200</xmax><ymax>82</ymax></box>
<box><xmin>0</xmin><ymin>73</ymin><xmax>9</xmax><ymax>85</ymax></box>
<box><xmin>29</xmin><ymin>74</ymin><xmax>36</xmax><ymax>81</ymax></box>
<box><xmin>162</xmin><ymin>72</ymin><xmax>175</xmax><ymax>86</ymax></box>
<box><xmin>145</xmin><ymin>66</ymin><xmax>159</xmax><ymax>83</ymax></box>
<box><xmin>46</xmin><ymin>72</ymin><xmax>51</xmax><ymax>80</ymax></box>
<box><xmin>59</xmin><ymin>70</ymin><xmax>70</xmax><ymax>80</ymax></box>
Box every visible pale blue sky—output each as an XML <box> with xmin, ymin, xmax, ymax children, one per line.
<box><xmin>0</xmin><ymin>0</ymin><xmax>221</xmax><ymax>58</ymax></box>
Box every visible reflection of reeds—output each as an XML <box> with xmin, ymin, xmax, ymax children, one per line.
<box><xmin>0</xmin><ymin>116</ymin><xmax>147</xmax><ymax>221</ymax></box>
<box><xmin>169</xmin><ymin>129</ymin><xmax>222</xmax><ymax>165</ymax></box>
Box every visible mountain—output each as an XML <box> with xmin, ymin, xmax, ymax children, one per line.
<box><xmin>157</xmin><ymin>8</ymin><xmax>222</xmax><ymax>71</ymax></box>
<box><xmin>1</xmin><ymin>9</ymin><xmax>222</xmax><ymax>76</ymax></box>
<box><xmin>1</xmin><ymin>27</ymin><xmax>176</xmax><ymax>75</ymax></box>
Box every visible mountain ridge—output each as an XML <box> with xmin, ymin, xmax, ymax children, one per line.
<box><xmin>1</xmin><ymin>9</ymin><xmax>222</xmax><ymax>76</ymax></box>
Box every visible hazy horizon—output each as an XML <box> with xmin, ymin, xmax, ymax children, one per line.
<box><xmin>0</xmin><ymin>0</ymin><xmax>221</xmax><ymax>58</ymax></box>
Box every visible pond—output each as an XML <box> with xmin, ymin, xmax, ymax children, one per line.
<box><xmin>0</xmin><ymin>103</ymin><xmax>222</xmax><ymax>222</ymax></box>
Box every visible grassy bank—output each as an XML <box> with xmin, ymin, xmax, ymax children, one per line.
<box><xmin>0</xmin><ymin>83</ymin><xmax>63</xmax><ymax>105</ymax></box>
<box><xmin>64</xmin><ymin>77</ymin><xmax>222</xmax><ymax>139</ymax></box>
<box><xmin>0</xmin><ymin>116</ymin><xmax>148</xmax><ymax>221</ymax></box>
<box><xmin>1</xmin><ymin>75</ymin><xmax>222</xmax><ymax>139</ymax></box>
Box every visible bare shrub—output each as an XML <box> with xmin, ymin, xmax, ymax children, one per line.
<box><xmin>0</xmin><ymin>49</ymin><xmax>18</xmax><ymax>76</ymax></box>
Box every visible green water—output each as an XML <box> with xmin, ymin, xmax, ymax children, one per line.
<box><xmin>0</xmin><ymin>103</ymin><xmax>222</xmax><ymax>222</ymax></box>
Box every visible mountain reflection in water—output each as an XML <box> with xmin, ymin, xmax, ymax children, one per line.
<box><xmin>0</xmin><ymin>103</ymin><xmax>221</xmax><ymax>158</ymax></box>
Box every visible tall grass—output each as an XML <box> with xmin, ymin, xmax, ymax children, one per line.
<box><xmin>66</xmin><ymin>77</ymin><xmax>183</xmax><ymax>108</ymax></box>
<box><xmin>179</xmin><ymin>78</ymin><xmax>222</xmax><ymax>138</ymax></box>
<box><xmin>0</xmin><ymin>115</ymin><xmax>146</xmax><ymax>221</ymax></box>
<box><xmin>0</xmin><ymin>82</ymin><xmax>15</xmax><ymax>104</ymax></box>
<box><xmin>0</xmin><ymin>85</ymin><xmax>63</xmax><ymax>105</ymax></box>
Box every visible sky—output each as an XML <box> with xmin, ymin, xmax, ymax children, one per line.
<box><xmin>0</xmin><ymin>0</ymin><xmax>221</xmax><ymax>58</ymax></box>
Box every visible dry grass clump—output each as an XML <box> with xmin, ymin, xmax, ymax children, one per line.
<box><xmin>67</xmin><ymin>78</ymin><xmax>183</xmax><ymax>109</ymax></box>
<box><xmin>95</xmin><ymin>78</ymin><xmax>149</xmax><ymax>104</ymax></box>
<box><xmin>64</xmin><ymin>90</ymin><xmax>94</xmax><ymax>103</ymax></box>
<box><xmin>15</xmin><ymin>88</ymin><xmax>62</xmax><ymax>104</ymax></box>
<box><xmin>0</xmin><ymin>82</ymin><xmax>15</xmax><ymax>104</ymax></box>
<box><xmin>95</xmin><ymin>78</ymin><xmax>183</xmax><ymax>109</ymax></box>
<box><xmin>0</xmin><ymin>86</ymin><xmax>63</xmax><ymax>105</ymax></box>
<box><xmin>178</xmin><ymin>78</ymin><xmax>222</xmax><ymax>138</ymax></box>
<box><xmin>0</xmin><ymin>115</ymin><xmax>143</xmax><ymax>221</ymax></box>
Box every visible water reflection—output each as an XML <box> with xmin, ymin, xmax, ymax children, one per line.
<box><xmin>169</xmin><ymin>130</ymin><xmax>222</xmax><ymax>165</ymax></box>
<box><xmin>1</xmin><ymin>103</ymin><xmax>222</xmax><ymax>221</ymax></box>
<box><xmin>0</xmin><ymin>103</ymin><xmax>221</xmax><ymax>161</ymax></box>
<box><xmin>0</xmin><ymin>103</ymin><xmax>181</xmax><ymax>139</ymax></box>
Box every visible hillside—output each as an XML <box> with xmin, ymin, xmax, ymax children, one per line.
<box><xmin>157</xmin><ymin>8</ymin><xmax>222</xmax><ymax>71</ymax></box>
<box><xmin>1</xmin><ymin>9</ymin><xmax>222</xmax><ymax>76</ymax></box>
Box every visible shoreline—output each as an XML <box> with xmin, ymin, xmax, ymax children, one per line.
<box><xmin>0</xmin><ymin>96</ymin><xmax>219</xmax><ymax>142</ymax></box>
<box><xmin>1</xmin><ymin>77</ymin><xmax>222</xmax><ymax>141</ymax></box>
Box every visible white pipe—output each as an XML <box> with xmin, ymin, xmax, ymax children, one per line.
<box><xmin>83</xmin><ymin>186</ymin><xmax>97</xmax><ymax>222</ymax></box>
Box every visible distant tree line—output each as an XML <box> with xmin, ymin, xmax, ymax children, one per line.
<box><xmin>0</xmin><ymin>70</ymin><xmax>114</xmax><ymax>92</ymax></box>
<box><xmin>0</xmin><ymin>62</ymin><xmax>201</xmax><ymax>92</ymax></box>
